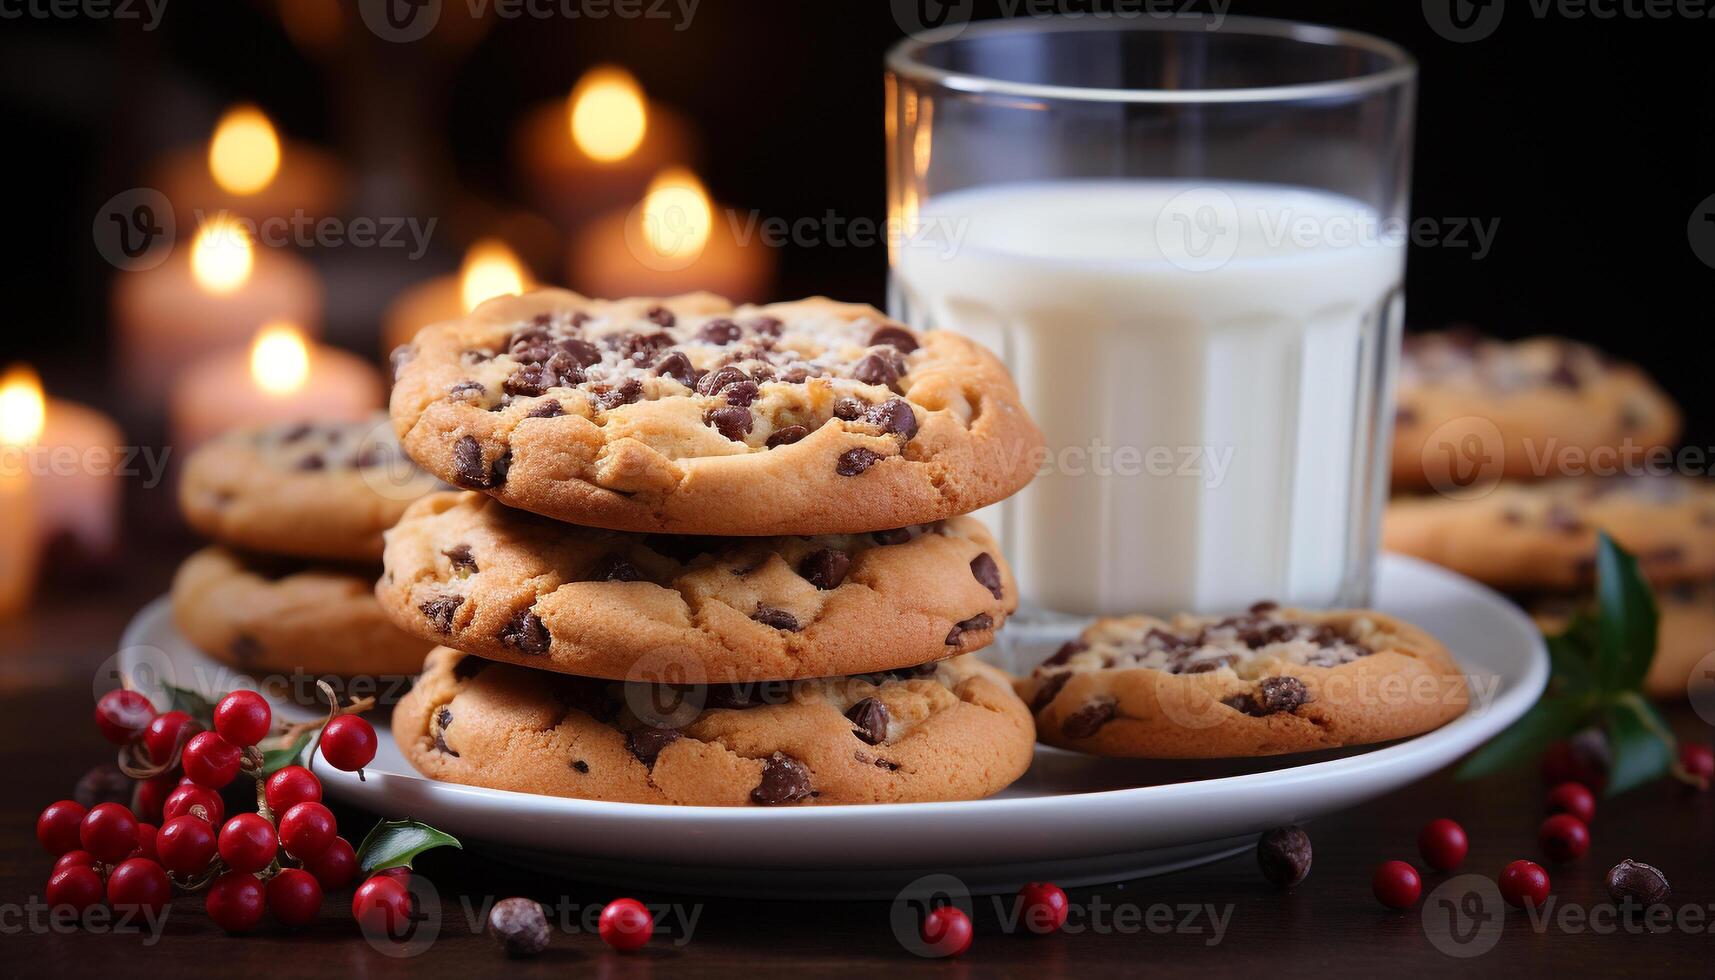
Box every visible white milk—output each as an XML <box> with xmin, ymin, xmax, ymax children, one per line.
<box><xmin>893</xmin><ymin>180</ymin><xmax>1403</xmax><ymax>616</ymax></box>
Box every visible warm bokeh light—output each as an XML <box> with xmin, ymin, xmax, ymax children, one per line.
<box><xmin>0</xmin><ymin>365</ymin><xmax>46</xmax><ymax>447</ymax></box>
<box><xmin>459</xmin><ymin>239</ymin><xmax>529</xmax><ymax>313</ymax></box>
<box><xmin>208</xmin><ymin>105</ymin><xmax>282</xmax><ymax>196</ymax></box>
<box><xmin>190</xmin><ymin>214</ymin><xmax>255</xmax><ymax>294</ymax></box>
<box><xmin>568</xmin><ymin>66</ymin><xmax>648</xmax><ymax>163</ymax></box>
<box><xmin>640</xmin><ymin>168</ymin><xmax>712</xmax><ymax>260</ymax></box>
<box><xmin>250</xmin><ymin>323</ymin><xmax>311</xmax><ymax>395</ymax></box>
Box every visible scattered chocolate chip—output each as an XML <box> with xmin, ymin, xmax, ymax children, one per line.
<box><xmin>590</xmin><ymin>553</ymin><xmax>643</xmax><ymax>582</ymax></box>
<box><xmin>557</xmin><ymin>337</ymin><xmax>603</xmax><ymax>368</ymax></box>
<box><xmin>420</xmin><ymin>595</ymin><xmax>464</xmax><ymax>634</ymax></box>
<box><xmin>1606</xmin><ymin>859</ymin><xmax>1670</xmax><ymax>908</ymax></box>
<box><xmin>488</xmin><ymin>898</ymin><xmax>549</xmax><ymax>958</ymax></box>
<box><xmin>1249</xmin><ymin>600</ymin><xmax>1279</xmax><ymax>614</ymax></box>
<box><xmin>696</xmin><ymin>365</ymin><xmax>750</xmax><ymax>397</ymax></box>
<box><xmin>704</xmin><ymin>406</ymin><xmax>754</xmax><ymax>442</ymax></box>
<box><xmin>696</xmin><ymin>318</ymin><xmax>742</xmax><ymax>345</ymax></box>
<box><xmin>626</xmin><ymin>726</ymin><xmax>681</xmax><ymax>766</ymax></box>
<box><xmin>230</xmin><ymin>634</ymin><xmax>262</xmax><ymax>663</ymax></box>
<box><xmin>869</xmin><ymin>324</ymin><xmax>920</xmax><ymax>354</ymax></box>
<box><xmin>766</xmin><ymin>424</ymin><xmax>808</xmax><ymax>448</ymax></box>
<box><xmin>452</xmin><ymin>436</ymin><xmax>491</xmax><ymax>488</ymax></box>
<box><xmin>525</xmin><ymin>399</ymin><xmax>564</xmax><ymax>419</ymax></box>
<box><xmin>781</xmin><ymin>367</ymin><xmax>811</xmax><ymax>384</ymax></box>
<box><xmin>751</xmin><ymin>752</ymin><xmax>813</xmax><ymax>805</ymax></box>
<box><xmin>1543</xmin><ymin>503</ymin><xmax>1585</xmax><ymax>534</ymax></box>
<box><xmin>645</xmin><ymin>305</ymin><xmax>675</xmax><ymax>327</ymax></box>
<box><xmin>799</xmin><ymin>549</ymin><xmax>851</xmax><ymax>590</ymax></box>
<box><xmin>1042</xmin><ymin>641</ymin><xmax>1087</xmax><ymax>668</ymax></box>
<box><xmin>874</xmin><ymin>758</ymin><xmax>901</xmax><ymax>771</ymax></box>
<box><xmin>871</xmin><ymin>527</ymin><xmax>919</xmax><ymax>546</ymax></box>
<box><xmin>748</xmin><ymin>316</ymin><xmax>783</xmax><ymax>337</ymax></box>
<box><xmin>503</xmin><ymin>365</ymin><xmax>557</xmax><ymax>398</ymax></box>
<box><xmin>862</xmin><ymin>399</ymin><xmax>917</xmax><ymax>439</ymax></box>
<box><xmin>594</xmin><ymin>378</ymin><xmax>643</xmax><ymax>410</ymax></box>
<box><xmin>831</xmin><ymin>397</ymin><xmax>867</xmax><ymax>421</ymax></box>
<box><xmin>846</xmin><ymin>698</ymin><xmax>889</xmax><ymax>745</ymax></box>
<box><xmin>570</xmin><ymin>759</ymin><xmax>589</xmax><ymax>774</ymax></box>
<box><xmin>945</xmin><ymin>612</ymin><xmax>994</xmax><ymax>645</ymax></box>
<box><xmin>74</xmin><ymin>764</ymin><xmax>132</xmax><ymax>809</ymax></box>
<box><xmin>508</xmin><ymin>328</ymin><xmax>554</xmax><ymax>362</ymax></box>
<box><xmin>1061</xmin><ymin>700</ymin><xmax>1116</xmax><ymax>738</ymax></box>
<box><xmin>1257</xmin><ymin>826</ymin><xmax>1312</xmax><ymax>888</ymax></box>
<box><xmin>489</xmin><ymin>451</ymin><xmax>511</xmax><ymax>486</ymax></box>
<box><xmin>389</xmin><ymin>344</ymin><xmax>417</xmax><ymax>380</ymax></box>
<box><xmin>499</xmin><ymin>608</ymin><xmax>551</xmax><ymax>654</ymax></box>
<box><xmin>1394</xmin><ymin>405</ymin><xmax>1418</xmax><ymax>427</ymax></box>
<box><xmin>443</xmin><ymin>545</ymin><xmax>477</xmax><ymax>574</ymax></box>
<box><xmin>1226</xmin><ymin>676</ymin><xmax>1308</xmax><ymax>716</ymax></box>
<box><xmin>433</xmin><ymin>707</ymin><xmax>459</xmax><ymax>756</ymax></box>
<box><xmin>836</xmin><ymin>447</ymin><xmax>883</xmax><ymax>476</ymax></box>
<box><xmin>852</xmin><ymin>353</ymin><xmax>899</xmax><ymax>390</ymax></box>
<box><xmin>448</xmin><ymin>380</ymin><xmax>488</xmax><ymax>401</ymax></box>
<box><xmin>608</xmin><ymin>331</ymin><xmax>674</xmax><ymax>363</ymax></box>
<box><xmin>723</xmin><ymin>380</ymin><xmax>760</xmax><ymax>407</ymax></box>
<box><xmin>1030</xmin><ymin>671</ymin><xmax>1072</xmax><ymax>712</ymax></box>
<box><xmin>970</xmin><ymin>553</ymin><xmax>1003</xmax><ymax>599</ymax></box>
<box><xmin>294</xmin><ymin>453</ymin><xmax>326</xmax><ymax>472</ymax></box>
<box><xmin>653</xmin><ymin>350</ymin><xmax>698</xmax><ymax>386</ymax></box>
<box><xmin>752</xmin><ymin>605</ymin><xmax>802</xmax><ymax>632</ymax></box>
<box><xmin>1546</xmin><ymin>355</ymin><xmax>1583</xmax><ymax>390</ymax></box>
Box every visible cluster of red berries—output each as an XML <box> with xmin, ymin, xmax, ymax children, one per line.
<box><xmin>1370</xmin><ymin>816</ymin><xmax>1556</xmax><ymax>911</ymax></box>
<box><xmin>39</xmin><ymin>688</ymin><xmax>379</xmax><ymax>933</ymax></box>
<box><xmin>913</xmin><ymin>882</ymin><xmax>1067</xmax><ymax>958</ymax></box>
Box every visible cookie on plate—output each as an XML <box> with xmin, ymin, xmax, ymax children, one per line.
<box><xmin>1392</xmin><ymin>331</ymin><xmax>1679</xmax><ymax>490</ymax></box>
<box><xmin>180</xmin><ymin>416</ymin><xmax>441</xmax><ymax>562</ymax></box>
<box><xmin>1384</xmin><ymin>476</ymin><xmax>1715</xmax><ymax>591</ymax></box>
<box><xmin>378</xmin><ymin>491</ymin><xmax>1016</xmax><ymax>681</ymax></box>
<box><xmin>393</xmin><ymin>646</ymin><xmax>1035</xmax><ymax>805</ymax></box>
<box><xmin>387</xmin><ymin>290</ymin><xmax>1042</xmax><ymax>535</ymax></box>
<box><xmin>171</xmin><ymin>547</ymin><xmax>432</xmax><ymax>677</ymax></box>
<box><xmin>1015</xmin><ymin>603</ymin><xmax>1468</xmax><ymax>758</ymax></box>
<box><xmin>1532</xmin><ymin>579</ymin><xmax>1715</xmax><ymax>700</ymax></box>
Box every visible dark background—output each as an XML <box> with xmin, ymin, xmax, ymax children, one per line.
<box><xmin>0</xmin><ymin>0</ymin><xmax>1710</xmax><ymax>443</ymax></box>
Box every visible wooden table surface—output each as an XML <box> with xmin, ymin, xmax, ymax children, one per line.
<box><xmin>3</xmin><ymin>543</ymin><xmax>1711</xmax><ymax>978</ymax></box>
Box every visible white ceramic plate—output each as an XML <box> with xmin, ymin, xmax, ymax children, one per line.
<box><xmin>121</xmin><ymin>555</ymin><xmax>1545</xmax><ymax>898</ymax></box>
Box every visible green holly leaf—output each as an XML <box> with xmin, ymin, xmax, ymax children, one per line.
<box><xmin>259</xmin><ymin>732</ymin><xmax>312</xmax><ymax>776</ymax></box>
<box><xmin>1593</xmin><ymin>532</ymin><xmax>1659</xmax><ymax>693</ymax></box>
<box><xmin>1544</xmin><ymin>611</ymin><xmax>1597</xmax><ymax>695</ymax></box>
<box><xmin>165</xmin><ymin>684</ymin><xmax>218</xmax><ymax>727</ymax></box>
<box><xmin>1605</xmin><ymin>693</ymin><xmax>1676</xmax><ymax>796</ymax></box>
<box><xmin>356</xmin><ymin>819</ymin><xmax>463</xmax><ymax>873</ymax></box>
<box><xmin>1456</xmin><ymin>693</ymin><xmax>1589</xmax><ymax>780</ymax></box>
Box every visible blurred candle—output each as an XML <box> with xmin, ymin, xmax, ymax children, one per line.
<box><xmin>0</xmin><ymin>368</ymin><xmax>42</xmax><ymax>617</ymax></box>
<box><xmin>170</xmin><ymin>324</ymin><xmax>382</xmax><ymax>451</ymax></box>
<box><xmin>569</xmin><ymin>168</ymin><xmax>773</xmax><ymax>302</ymax></box>
<box><xmin>154</xmin><ymin>104</ymin><xmax>345</xmax><ymax>224</ymax></box>
<box><xmin>381</xmin><ymin>238</ymin><xmax>531</xmax><ymax>354</ymax></box>
<box><xmin>516</xmin><ymin>66</ymin><xmax>694</xmax><ymax>230</ymax></box>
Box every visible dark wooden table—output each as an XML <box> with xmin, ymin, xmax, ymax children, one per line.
<box><xmin>3</xmin><ymin>543</ymin><xmax>1711</xmax><ymax>978</ymax></box>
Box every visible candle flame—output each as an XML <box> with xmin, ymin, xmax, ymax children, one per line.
<box><xmin>568</xmin><ymin>66</ymin><xmax>648</xmax><ymax>163</ymax></box>
<box><xmin>250</xmin><ymin>323</ymin><xmax>311</xmax><ymax>396</ymax></box>
<box><xmin>190</xmin><ymin>214</ymin><xmax>255</xmax><ymax>294</ymax></box>
<box><xmin>208</xmin><ymin>105</ymin><xmax>282</xmax><ymax>196</ymax></box>
<box><xmin>640</xmin><ymin>168</ymin><xmax>712</xmax><ymax>260</ymax></box>
<box><xmin>0</xmin><ymin>365</ymin><xmax>45</xmax><ymax>447</ymax></box>
<box><xmin>459</xmin><ymin>239</ymin><xmax>529</xmax><ymax>313</ymax></box>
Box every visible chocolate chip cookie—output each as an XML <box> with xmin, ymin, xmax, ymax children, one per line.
<box><xmin>388</xmin><ymin>290</ymin><xmax>1042</xmax><ymax>535</ymax></box>
<box><xmin>180</xmin><ymin>416</ymin><xmax>441</xmax><ymax>562</ymax></box>
<box><xmin>1532</xmin><ymin>579</ymin><xmax>1715</xmax><ymax>700</ymax></box>
<box><xmin>1015</xmin><ymin>604</ymin><xmax>1468</xmax><ymax>758</ymax></box>
<box><xmin>393</xmin><ymin>646</ymin><xmax>1035</xmax><ymax>805</ymax></box>
<box><xmin>1385</xmin><ymin>475</ymin><xmax>1715</xmax><ymax>591</ymax></box>
<box><xmin>1393</xmin><ymin>331</ymin><xmax>1679</xmax><ymax>490</ymax></box>
<box><xmin>171</xmin><ymin>547</ymin><xmax>433</xmax><ymax>677</ymax></box>
<box><xmin>378</xmin><ymin>491</ymin><xmax>1016</xmax><ymax>681</ymax></box>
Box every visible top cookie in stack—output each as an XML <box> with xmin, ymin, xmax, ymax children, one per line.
<box><xmin>379</xmin><ymin>290</ymin><xmax>1043</xmax><ymax>806</ymax></box>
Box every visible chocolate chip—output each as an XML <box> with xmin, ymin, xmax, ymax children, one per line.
<box><xmin>645</xmin><ymin>305</ymin><xmax>675</xmax><ymax>327</ymax></box>
<box><xmin>1061</xmin><ymin>699</ymin><xmax>1116</xmax><ymax>738</ymax></box>
<box><xmin>433</xmin><ymin>707</ymin><xmax>459</xmax><ymax>757</ymax></box>
<box><xmin>723</xmin><ymin>380</ymin><xmax>760</xmax><ymax>407</ymax></box>
<box><xmin>1042</xmin><ymin>641</ymin><xmax>1087</xmax><ymax>668</ymax></box>
<box><xmin>846</xmin><ymin>698</ymin><xmax>889</xmax><ymax>745</ymax></box>
<box><xmin>452</xmin><ymin>435</ymin><xmax>491</xmax><ymax>488</ymax></box>
<box><xmin>571</xmin><ymin>760</ymin><xmax>589</xmax><ymax>774</ymax></box>
<box><xmin>945</xmin><ymin>612</ymin><xmax>994</xmax><ymax>645</ymax></box>
<box><xmin>1257</xmin><ymin>826</ymin><xmax>1312</xmax><ymax>888</ymax></box>
<box><xmin>508</xmin><ymin>328</ymin><xmax>553</xmax><ymax>362</ymax></box>
<box><xmin>1547</xmin><ymin>355</ymin><xmax>1583</xmax><ymax>390</ymax></box>
<box><xmin>1226</xmin><ymin>676</ymin><xmax>1308</xmax><ymax>716</ymax></box>
<box><xmin>748</xmin><ymin>316</ymin><xmax>783</xmax><ymax>337</ymax></box>
<box><xmin>836</xmin><ymin>447</ymin><xmax>883</xmax><ymax>476</ymax></box>
<box><xmin>499</xmin><ymin>608</ymin><xmax>550</xmax><ymax>655</ymax></box>
<box><xmin>751</xmin><ymin>752</ymin><xmax>813</xmax><ymax>805</ymax></box>
<box><xmin>525</xmin><ymin>399</ymin><xmax>564</xmax><ymax>419</ymax></box>
<box><xmin>1030</xmin><ymin>671</ymin><xmax>1072</xmax><ymax>712</ymax></box>
<box><xmin>862</xmin><ymin>399</ymin><xmax>918</xmax><ymax>439</ymax></box>
<box><xmin>751</xmin><ymin>605</ymin><xmax>802</xmax><ymax>632</ymax></box>
<box><xmin>608</xmin><ymin>331</ymin><xmax>674</xmax><ymax>363</ymax></box>
<box><xmin>969</xmin><ymin>553</ymin><xmax>1003</xmax><ymax>599</ymax></box>
<box><xmin>419</xmin><ymin>595</ymin><xmax>464</xmax><ymax>634</ymax></box>
<box><xmin>390</xmin><ymin>344</ymin><xmax>417</xmax><ymax>380</ymax></box>
<box><xmin>295</xmin><ymin>453</ymin><xmax>326</xmax><ymax>471</ymax></box>
<box><xmin>1395</xmin><ymin>405</ymin><xmax>1418</xmax><ymax>427</ymax></box>
<box><xmin>443</xmin><ymin>545</ymin><xmax>477</xmax><ymax>574</ymax></box>
<box><xmin>488</xmin><ymin>897</ymin><xmax>549</xmax><ymax>958</ymax></box>
<box><xmin>557</xmin><ymin>337</ymin><xmax>602</xmax><ymax>368</ymax></box>
<box><xmin>542</xmin><ymin>350</ymin><xmax>588</xmax><ymax>387</ymax></box>
<box><xmin>696</xmin><ymin>365</ymin><xmax>750</xmax><ymax>397</ymax></box>
<box><xmin>832</xmin><ymin>397</ymin><xmax>867</xmax><ymax>421</ymax></box>
<box><xmin>1606</xmin><ymin>859</ymin><xmax>1670</xmax><ymax>908</ymax></box>
<box><xmin>766</xmin><ymin>425</ymin><xmax>808</xmax><ymax>448</ymax></box>
<box><xmin>869</xmin><ymin>324</ymin><xmax>919</xmax><ymax>354</ymax></box>
<box><xmin>852</xmin><ymin>353</ymin><xmax>899</xmax><ymax>390</ymax></box>
<box><xmin>781</xmin><ymin>367</ymin><xmax>811</xmax><ymax>384</ymax></box>
<box><xmin>798</xmin><ymin>549</ymin><xmax>851</xmax><ymax>590</ymax></box>
<box><xmin>704</xmin><ymin>406</ymin><xmax>753</xmax><ymax>442</ymax></box>
<box><xmin>871</xmin><ymin>527</ymin><xmax>919</xmax><ymax>546</ymax></box>
<box><xmin>489</xmin><ymin>451</ymin><xmax>511</xmax><ymax>487</ymax></box>
<box><xmin>1249</xmin><ymin>600</ymin><xmax>1279</xmax><ymax>614</ymax></box>
<box><xmin>626</xmin><ymin>726</ymin><xmax>681</xmax><ymax>766</ymax></box>
<box><xmin>591</xmin><ymin>553</ymin><xmax>643</xmax><ymax>582</ymax></box>
<box><xmin>595</xmin><ymin>378</ymin><xmax>643</xmax><ymax>410</ymax></box>
<box><xmin>503</xmin><ymin>364</ymin><xmax>555</xmax><ymax>397</ymax></box>
<box><xmin>1544</xmin><ymin>503</ymin><xmax>1585</xmax><ymax>534</ymax></box>
<box><xmin>653</xmin><ymin>350</ymin><xmax>698</xmax><ymax>386</ymax></box>
<box><xmin>696</xmin><ymin>318</ymin><xmax>742</xmax><ymax>345</ymax></box>
<box><xmin>448</xmin><ymin>380</ymin><xmax>488</xmax><ymax>401</ymax></box>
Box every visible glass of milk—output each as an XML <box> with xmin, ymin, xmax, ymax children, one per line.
<box><xmin>886</xmin><ymin>16</ymin><xmax>1415</xmax><ymax>619</ymax></box>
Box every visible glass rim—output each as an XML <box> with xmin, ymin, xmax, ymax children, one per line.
<box><xmin>885</xmin><ymin>15</ymin><xmax>1416</xmax><ymax>105</ymax></box>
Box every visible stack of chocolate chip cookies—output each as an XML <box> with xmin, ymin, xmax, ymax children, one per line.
<box><xmin>379</xmin><ymin>290</ymin><xmax>1044</xmax><ymax>805</ymax></box>
<box><xmin>171</xmin><ymin>416</ymin><xmax>440</xmax><ymax>678</ymax></box>
<box><xmin>1385</xmin><ymin>330</ymin><xmax>1711</xmax><ymax>698</ymax></box>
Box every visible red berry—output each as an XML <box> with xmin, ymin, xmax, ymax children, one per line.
<box><xmin>374</xmin><ymin>866</ymin><xmax>411</xmax><ymax>884</ymax></box>
<box><xmin>1017</xmin><ymin>881</ymin><xmax>1069</xmax><ymax>934</ymax></box>
<box><xmin>303</xmin><ymin>836</ymin><xmax>358</xmax><ymax>890</ymax></box>
<box><xmin>80</xmin><ymin>803</ymin><xmax>140</xmax><ymax>864</ymax></box>
<box><xmin>143</xmin><ymin>710</ymin><xmax>202</xmax><ymax>768</ymax></box>
<box><xmin>46</xmin><ymin>865</ymin><xmax>106</xmax><ymax>914</ymax></box>
<box><xmin>132</xmin><ymin>773</ymin><xmax>174</xmax><ymax>823</ymax></box>
<box><xmin>1679</xmin><ymin>742</ymin><xmax>1714</xmax><ymax>788</ymax></box>
<box><xmin>206</xmin><ymin>870</ymin><xmax>267</xmax><ymax>933</ymax></box>
<box><xmin>353</xmin><ymin>875</ymin><xmax>414</xmax><ymax>938</ymax></box>
<box><xmin>107</xmin><ymin>858</ymin><xmax>172</xmax><ymax>916</ymax></box>
<box><xmin>279</xmin><ymin>802</ymin><xmax>337</xmax><ymax>860</ymax></box>
<box><xmin>218</xmin><ymin>813</ymin><xmax>279</xmax><ymax>873</ymax></box>
<box><xmin>1540</xmin><ymin>730</ymin><xmax>1609</xmax><ymax>791</ymax></box>
<box><xmin>1371</xmin><ymin>861</ymin><xmax>1422</xmax><ymax>909</ymax></box>
<box><xmin>920</xmin><ymin>905</ymin><xmax>973</xmax><ymax>958</ymax></box>
<box><xmin>267</xmin><ymin>868</ymin><xmax>324</xmax><ymax>927</ymax></box>
<box><xmin>36</xmin><ymin>801</ymin><xmax>88</xmax><ymax>856</ymax></box>
<box><xmin>53</xmin><ymin>850</ymin><xmax>96</xmax><ymax>875</ymax></box>
<box><xmin>162</xmin><ymin>780</ymin><xmax>225</xmax><ymax>826</ymax></box>
<box><xmin>156</xmin><ymin>815</ymin><xmax>219</xmax><ymax>876</ymax></box>
<box><xmin>214</xmin><ymin>691</ymin><xmax>272</xmax><ymax>746</ymax></box>
<box><xmin>1545</xmin><ymin>782</ymin><xmax>1596</xmax><ymax>823</ymax></box>
<box><xmin>1417</xmin><ymin>818</ymin><xmax>1469</xmax><ymax>872</ymax></box>
<box><xmin>95</xmin><ymin>690</ymin><xmax>156</xmax><ymax>745</ymax></box>
<box><xmin>319</xmin><ymin>716</ymin><xmax>377</xmax><ymax>772</ymax></box>
<box><xmin>264</xmin><ymin>765</ymin><xmax>321</xmax><ymax>815</ymax></box>
<box><xmin>1499</xmin><ymin>860</ymin><xmax>1551</xmax><ymax>908</ymax></box>
<box><xmin>183</xmin><ymin>731</ymin><xmax>242</xmax><ymax>789</ymax></box>
<box><xmin>1538</xmin><ymin>814</ymin><xmax>1590</xmax><ymax>863</ymax></box>
<box><xmin>132</xmin><ymin>822</ymin><xmax>159</xmax><ymax>862</ymax></box>
<box><xmin>598</xmin><ymin>897</ymin><xmax>654</xmax><ymax>952</ymax></box>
